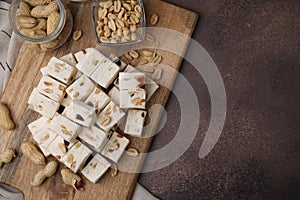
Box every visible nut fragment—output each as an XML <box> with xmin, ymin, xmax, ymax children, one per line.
<box><xmin>152</xmin><ymin>55</ymin><xmax>162</xmax><ymax>66</ymax></box>
<box><xmin>137</xmin><ymin>64</ymin><xmax>154</xmax><ymax>73</ymax></box>
<box><xmin>110</xmin><ymin>164</ymin><xmax>118</xmax><ymax>177</ymax></box>
<box><xmin>129</xmin><ymin>50</ymin><xmax>139</xmax><ymax>59</ymax></box>
<box><xmin>61</xmin><ymin>169</ymin><xmax>83</xmax><ymax>190</ymax></box>
<box><xmin>21</xmin><ymin>142</ymin><xmax>46</xmax><ymax>165</ymax></box>
<box><xmin>100</xmin><ymin>116</ymin><xmax>111</xmax><ymax>126</ymax></box>
<box><xmin>0</xmin><ymin>148</ymin><xmax>16</xmax><ymax>168</ymax></box>
<box><xmin>114</xmin><ymin>0</ymin><xmax>121</xmax><ymax>12</ymax></box>
<box><xmin>151</xmin><ymin>67</ymin><xmax>163</xmax><ymax>80</ymax></box>
<box><xmin>146</xmin><ymin>34</ymin><xmax>155</xmax><ymax>42</ymax></box>
<box><xmin>72</xmin><ymin>30</ymin><xmax>82</xmax><ymax>41</ymax></box>
<box><xmin>98</xmin><ymin>8</ymin><xmax>108</xmax><ymax>19</ymax></box>
<box><xmin>126</xmin><ymin>148</ymin><xmax>139</xmax><ymax>157</ymax></box>
<box><xmin>142</xmin><ymin>50</ymin><xmax>154</xmax><ymax>57</ymax></box>
<box><xmin>0</xmin><ymin>102</ymin><xmax>15</xmax><ymax>130</ymax></box>
<box><xmin>31</xmin><ymin>161</ymin><xmax>58</xmax><ymax>186</ymax></box>
<box><xmin>150</xmin><ymin>14</ymin><xmax>159</xmax><ymax>25</ymax></box>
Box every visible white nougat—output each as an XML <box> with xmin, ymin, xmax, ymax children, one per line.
<box><xmin>49</xmin><ymin>113</ymin><xmax>81</xmax><ymax>142</ymax></box>
<box><xmin>76</xmin><ymin>48</ymin><xmax>106</xmax><ymax>77</ymax></box>
<box><xmin>28</xmin><ymin>117</ymin><xmax>52</xmax><ymax>136</ymax></box>
<box><xmin>61</xmin><ymin>141</ymin><xmax>93</xmax><ymax>173</ymax></box>
<box><xmin>64</xmin><ymin>99</ymin><xmax>97</xmax><ymax>127</ymax></box>
<box><xmin>41</xmin><ymin>57</ymin><xmax>77</xmax><ymax>85</ymax></box>
<box><xmin>90</xmin><ymin>58</ymin><xmax>120</xmax><ymax>89</ymax></box>
<box><xmin>66</xmin><ymin>75</ymin><xmax>95</xmax><ymax>101</ymax></box>
<box><xmin>85</xmin><ymin>87</ymin><xmax>110</xmax><ymax>114</ymax></box>
<box><xmin>97</xmin><ymin>101</ymin><xmax>126</xmax><ymax>132</ymax></box>
<box><xmin>78</xmin><ymin>126</ymin><xmax>109</xmax><ymax>150</ymax></box>
<box><xmin>36</xmin><ymin>75</ymin><xmax>66</xmax><ymax>102</ymax></box>
<box><xmin>81</xmin><ymin>154</ymin><xmax>111</xmax><ymax>183</ymax></box>
<box><xmin>124</xmin><ymin>110</ymin><xmax>147</xmax><ymax>137</ymax></box>
<box><xmin>101</xmin><ymin>132</ymin><xmax>129</xmax><ymax>163</ymax></box>
<box><xmin>28</xmin><ymin>88</ymin><xmax>60</xmax><ymax>119</ymax></box>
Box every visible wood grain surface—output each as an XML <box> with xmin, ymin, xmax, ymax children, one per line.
<box><xmin>0</xmin><ymin>0</ymin><xmax>198</xmax><ymax>199</ymax></box>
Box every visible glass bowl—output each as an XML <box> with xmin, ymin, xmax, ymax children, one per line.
<box><xmin>92</xmin><ymin>0</ymin><xmax>146</xmax><ymax>46</ymax></box>
<box><xmin>9</xmin><ymin>0</ymin><xmax>73</xmax><ymax>51</ymax></box>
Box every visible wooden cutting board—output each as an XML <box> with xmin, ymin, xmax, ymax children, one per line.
<box><xmin>0</xmin><ymin>0</ymin><xmax>198</xmax><ymax>199</ymax></box>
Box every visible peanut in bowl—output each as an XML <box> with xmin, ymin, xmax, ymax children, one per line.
<box><xmin>92</xmin><ymin>0</ymin><xmax>146</xmax><ymax>46</ymax></box>
<box><xmin>9</xmin><ymin>0</ymin><xmax>73</xmax><ymax>51</ymax></box>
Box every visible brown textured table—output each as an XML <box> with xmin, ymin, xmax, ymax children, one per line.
<box><xmin>139</xmin><ymin>0</ymin><xmax>300</xmax><ymax>199</ymax></box>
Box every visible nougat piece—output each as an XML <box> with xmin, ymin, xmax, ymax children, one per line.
<box><xmin>124</xmin><ymin>110</ymin><xmax>147</xmax><ymax>137</ymax></box>
<box><xmin>47</xmin><ymin>136</ymin><xmax>77</xmax><ymax>160</ymax></box>
<box><xmin>119</xmin><ymin>89</ymin><xmax>146</xmax><ymax>110</ymax></box>
<box><xmin>66</xmin><ymin>75</ymin><xmax>95</xmax><ymax>101</ymax></box>
<box><xmin>28</xmin><ymin>117</ymin><xmax>52</xmax><ymax>136</ymax></box>
<box><xmin>124</xmin><ymin>65</ymin><xmax>159</xmax><ymax>101</ymax></box>
<box><xmin>33</xmin><ymin>128</ymin><xmax>57</xmax><ymax>157</ymax></box>
<box><xmin>101</xmin><ymin>132</ymin><xmax>129</xmax><ymax>163</ymax></box>
<box><xmin>61</xmin><ymin>141</ymin><xmax>93</xmax><ymax>173</ymax></box>
<box><xmin>108</xmin><ymin>87</ymin><xmax>120</xmax><ymax>106</ymax></box>
<box><xmin>75</xmin><ymin>48</ymin><xmax>105</xmax><ymax>77</ymax></box>
<box><xmin>41</xmin><ymin>57</ymin><xmax>76</xmax><ymax>85</ymax></box>
<box><xmin>81</xmin><ymin>154</ymin><xmax>111</xmax><ymax>183</ymax></box>
<box><xmin>85</xmin><ymin>87</ymin><xmax>110</xmax><ymax>114</ymax></box>
<box><xmin>109</xmin><ymin>53</ymin><xmax>127</xmax><ymax>71</ymax></box>
<box><xmin>64</xmin><ymin>99</ymin><xmax>97</xmax><ymax>127</ymax></box>
<box><xmin>90</xmin><ymin>58</ymin><xmax>120</xmax><ymax>89</ymax></box>
<box><xmin>37</xmin><ymin>75</ymin><xmax>66</xmax><ymax>102</ymax></box>
<box><xmin>60</xmin><ymin>53</ymin><xmax>83</xmax><ymax>80</ymax></box>
<box><xmin>78</xmin><ymin>126</ymin><xmax>110</xmax><ymax>151</ymax></box>
<box><xmin>49</xmin><ymin>113</ymin><xmax>81</xmax><ymax>142</ymax></box>
<box><xmin>119</xmin><ymin>72</ymin><xmax>146</xmax><ymax>91</ymax></box>
<box><xmin>28</xmin><ymin>88</ymin><xmax>60</xmax><ymax>118</ymax></box>
<box><xmin>96</xmin><ymin>101</ymin><xmax>125</xmax><ymax>132</ymax></box>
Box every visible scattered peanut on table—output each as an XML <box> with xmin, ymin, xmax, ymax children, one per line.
<box><xmin>72</xmin><ymin>30</ymin><xmax>82</xmax><ymax>41</ymax></box>
<box><xmin>21</xmin><ymin>142</ymin><xmax>46</xmax><ymax>165</ymax></box>
<box><xmin>31</xmin><ymin>161</ymin><xmax>58</xmax><ymax>186</ymax></box>
<box><xmin>126</xmin><ymin>148</ymin><xmax>139</xmax><ymax>157</ymax></box>
<box><xmin>0</xmin><ymin>148</ymin><xmax>16</xmax><ymax>168</ymax></box>
<box><xmin>61</xmin><ymin>169</ymin><xmax>84</xmax><ymax>190</ymax></box>
<box><xmin>0</xmin><ymin>102</ymin><xmax>15</xmax><ymax>130</ymax></box>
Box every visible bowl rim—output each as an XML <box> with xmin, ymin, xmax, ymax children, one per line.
<box><xmin>9</xmin><ymin>0</ymin><xmax>66</xmax><ymax>43</ymax></box>
<box><xmin>92</xmin><ymin>0</ymin><xmax>146</xmax><ymax>46</ymax></box>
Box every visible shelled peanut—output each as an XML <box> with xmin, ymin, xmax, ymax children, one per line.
<box><xmin>96</xmin><ymin>0</ymin><xmax>143</xmax><ymax>43</ymax></box>
<box><xmin>15</xmin><ymin>0</ymin><xmax>60</xmax><ymax>39</ymax></box>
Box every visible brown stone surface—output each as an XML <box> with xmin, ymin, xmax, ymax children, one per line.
<box><xmin>139</xmin><ymin>0</ymin><xmax>300</xmax><ymax>199</ymax></box>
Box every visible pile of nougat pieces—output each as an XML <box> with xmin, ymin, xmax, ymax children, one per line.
<box><xmin>27</xmin><ymin>48</ymin><xmax>159</xmax><ymax>183</ymax></box>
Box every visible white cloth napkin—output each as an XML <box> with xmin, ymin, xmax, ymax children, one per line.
<box><xmin>0</xmin><ymin>2</ymin><xmax>159</xmax><ymax>199</ymax></box>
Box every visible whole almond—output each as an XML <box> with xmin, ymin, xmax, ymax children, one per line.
<box><xmin>16</xmin><ymin>16</ymin><xmax>37</xmax><ymax>29</ymax></box>
<box><xmin>24</xmin><ymin>0</ymin><xmax>51</xmax><ymax>7</ymax></box>
<box><xmin>18</xmin><ymin>2</ymin><xmax>31</xmax><ymax>17</ymax></box>
<box><xmin>47</xmin><ymin>11</ymin><xmax>60</xmax><ymax>35</ymax></box>
<box><xmin>20</xmin><ymin>29</ymin><xmax>47</xmax><ymax>39</ymax></box>
<box><xmin>31</xmin><ymin>1</ymin><xmax>59</xmax><ymax>18</ymax></box>
<box><xmin>32</xmin><ymin>18</ymin><xmax>47</xmax><ymax>31</ymax></box>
